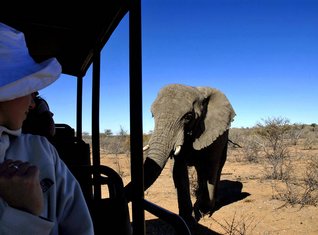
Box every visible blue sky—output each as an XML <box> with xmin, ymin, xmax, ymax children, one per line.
<box><xmin>41</xmin><ymin>0</ymin><xmax>318</xmax><ymax>134</ymax></box>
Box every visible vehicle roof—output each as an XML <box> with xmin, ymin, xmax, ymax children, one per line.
<box><xmin>0</xmin><ymin>1</ymin><xmax>129</xmax><ymax>77</ymax></box>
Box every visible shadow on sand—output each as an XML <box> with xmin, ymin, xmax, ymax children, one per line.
<box><xmin>213</xmin><ymin>179</ymin><xmax>251</xmax><ymax>212</ymax></box>
<box><xmin>145</xmin><ymin>180</ymin><xmax>250</xmax><ymax>235</ymax></box>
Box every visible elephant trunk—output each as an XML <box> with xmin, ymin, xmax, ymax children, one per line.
<box><xmin>143</xmin><ymin>157</ymin><xmax>163</xmax><ymax>191</ymax></box>
<box><xmin>147</xmin><ymin>129</ymin><xmax>176</xmax><ymax>168</ymax></box>
<box><xmin>125</xmin><ymin>118</ymin><xmax>181</xmax><ymax>201</ymax></box>
<box><xmin>124</xmin><ymin>157</ymin><xmax>162</xmax><ymax>203</ymax></box>
<box><xmin>124</xmin><ymin>131</ymin><xmax>175</xmax><ymax>201</ymax></box>
<box><xmin>144</xmin><ymin>126</ymin><xmax>177</xmax><ymax>189</ymax></box>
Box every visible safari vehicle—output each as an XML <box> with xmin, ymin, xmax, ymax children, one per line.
<box><xmin>1</xmin><ymin>1</ymin><xmax>190</xmax><ymax>235</ymax></box>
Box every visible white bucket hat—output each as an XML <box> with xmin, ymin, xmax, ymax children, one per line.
<box><xmin>0</xmin><ymin>22</ymin><xmax>61</xmax><ymax>102</ymax></box>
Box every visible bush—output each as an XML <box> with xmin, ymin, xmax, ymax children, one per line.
<box><xmin>254</xmin><ymin>117</ymin><xmax>292</xmax><ymax>180</ymax></box>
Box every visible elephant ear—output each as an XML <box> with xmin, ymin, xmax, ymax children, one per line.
<box><xmin>193</xmin><ymin>87</ymin><xmax>236</xmax><ymax>150</ymax></box>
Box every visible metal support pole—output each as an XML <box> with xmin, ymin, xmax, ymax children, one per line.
<box><xmin>92</xmin><ymin>52</ymin><xmax>101</xmax><ymax>198</ymax></box>
<box><xmin>76</xmin><ymin>76</ymin><xmax>83</xmax><ymax>139</ymax></box>
<box><xmin>129</xmin><ymin>0</ymin><xmax>145</xmax><ymax>234</ymax></box>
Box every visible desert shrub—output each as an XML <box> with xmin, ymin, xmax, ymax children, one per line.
<box><xmin>228</xmin><ymin>128</ymin><xmax>244</xmax><ymax>150</ymax></box>
<box><xmin>211</xmin><ymin>211</ymin><xmax>258</xmax><ymax>235</ymax></box>
<box><xmin>310</xmin><ymin>123</ymin><xmax>317</xmax><ymax>131</ymax></box>
<box><xmin>272</xmin><ymin>180</ymin><xmax>300</xmax><ymax>206</ymax></box>
<box><xmin>273</xmin><ymin>155</ymin><xmax>318</xmax><ymax>207</ymax></box>
<box><xmin>228</xmin><ymin>128</ymin><xmax>261</xmax><ymax>163</ymax></box>
<box><xmin>303</xmin><ymin>131</ymin><xmax>318</xmax><ymax>150</ymax></box>
<box><xmin>255</xmin><ymin>117</ymin><xmax>293</xmax><ymax>180</ymax></box>
<box><xmin>240</xmin><ymin>134</ymin><xmax>262</xmax><ymax>163</ymax></box>
<box><xmin>287</xmin><ymin>124</ymin><xmax>304</xmax><ymax>145</ymax></box>
<box><xmin>262</xmin><ymin>148</ymin><xmax>293</xmax><ymax>181</ymax></box>
<box><xmin>301</xmin><ymin>156</ymin><xmax>318</xmax><ymax>205</ymax></box>
<box><xmin>100</xmin><ymin>135</ymin><xmax>130</xmax><ymax>154</ymax></box>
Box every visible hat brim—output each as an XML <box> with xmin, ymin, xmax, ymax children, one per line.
<box><xmin>0</xmin><ymin>58</ymin><xmax>61</xmax><ymax>102</ymax></box>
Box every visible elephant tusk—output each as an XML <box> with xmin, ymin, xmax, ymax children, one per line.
<box><xmin>174</xmin><ymin>145</ymin><xmax>181</xmax><ymax>156</ymax></box>
<box><xmin>143</xmin><ymin>144</ymin><xmax>150</xmax><ymax>151</ymax></box>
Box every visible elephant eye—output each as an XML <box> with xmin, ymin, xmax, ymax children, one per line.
<box><xmin>183</xmin><ymin>112</ymin><xmax>194</xmax><ymax>122</ymax></box>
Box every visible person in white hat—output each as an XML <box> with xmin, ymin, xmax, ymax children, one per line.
<box><xmin>0</xmin><ymin>22</ymin><xmax>94</xmax><ymax>235</ymax></box>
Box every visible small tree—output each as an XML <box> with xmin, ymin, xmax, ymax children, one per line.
<box><xmin>288</xmin><ymin>124</ymin><xmax>303</xmax><ymax>146</ymax></box>
<box><xmin>118</xmin><ymin>125</ymin><xmax>128</xmax><ymax>136</ymax></box>
<box><xmin>310</xmin><ymin>123</ymin><xmax>316</xmax><ymax>132</ymax></box>
<box><xmin>255</xmin><ymin>117</ymin><xmax>292</xmax><ymax>180</ymax></box>
<box><xmin>117</xmin><ymin>126</ymin><xmax>130</xmax><ymax>157</ymax></box>
<box><xmin>104</xmin><ymin>129</ymin><xmax>113</xmax><ymax>136</ymax></box>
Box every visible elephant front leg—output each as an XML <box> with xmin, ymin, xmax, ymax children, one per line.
<box><xmin>194</xmin><ymin>133</ymin><xmax>229</xmax><ymax>218</ymax></box>
<box><xmin>193</xmin><ymin>157</ymin><xmax>222</xmax><ymax>218</ymax></box>
<box><xmin>172</xmin><ymin>158</ymin><xmax>197</xmax><ymax>229</ymax></box>
<box><xmin>194</xmin><ymin>146</ymin><xmax>227</xmax><ymax>219</ymax></box>
<box><xmin>193</xmin><ymin>164</ymin><xmax>217</xmax><ymax>220</ymax></box>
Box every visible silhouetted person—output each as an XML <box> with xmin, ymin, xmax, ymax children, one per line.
<box><xmin>22</xmin><ymin>91</ymin><xmax>55</xmax><ymax>140</ymax></box>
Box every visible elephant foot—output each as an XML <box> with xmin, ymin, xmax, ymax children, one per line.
<box><xmin>193</xmin><ymin>201</ymin><xmax>215</xmax><ymax>220</ymax></box>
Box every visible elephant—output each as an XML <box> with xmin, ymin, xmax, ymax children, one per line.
<box><xmin>124</xmin><ymin>83</ymin><xmax>236</xmax><ymax>228</ymax></box>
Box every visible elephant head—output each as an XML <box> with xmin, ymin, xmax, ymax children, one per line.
<box><xmin>144</xmin><ymin>84</ymin><xmax>235</xmax><ymax>170</ymax></box>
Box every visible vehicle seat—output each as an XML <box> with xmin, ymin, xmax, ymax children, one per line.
<box><xmin>50</xmin><ymin>124</ymin><xmax>131</xmax><ymax>235</ymax></box>
<box><xmin>71</xmin><ymin>165</ymin><xmax>132</xmax><ymax>235</ymax></box>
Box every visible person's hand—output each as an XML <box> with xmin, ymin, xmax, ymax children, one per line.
<box><xmin>0</xmin><ymin>159</ymin><xmax>44</xmax><ymax>216</ymax></box>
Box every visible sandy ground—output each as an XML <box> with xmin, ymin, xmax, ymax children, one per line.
<box><xmin>100</xmin><ymin>147</ymin><xmax>318</xmax><ymax>235</ymax></box>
